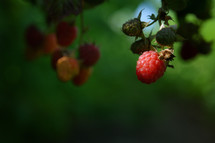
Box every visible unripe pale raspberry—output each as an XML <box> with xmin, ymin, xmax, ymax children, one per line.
<box><xmin>56</xmin><ymin>56</ymin><xmax>80</xmax><ymax>82</ymax></box>
<box><xmin>156</xmin><ymin>27</ymin><xmax>176</xmax><ymax>46</ymax></box>
<box><xmin>56</xmin><ymin>21</ymin><xmax>77</xmax><ymax>47</ymax></box>
<box><xmin>79</xmin><ymin>43</ymin><xmax>100</xmax><ymax>66</ymax></box>
<box><xmin>136</xmin><ymin>51</ymin><xmax>166</xmax><ymax>84</ymax></box>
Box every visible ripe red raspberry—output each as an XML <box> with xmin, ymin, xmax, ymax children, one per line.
<box><xmin>136</xmin><ymin>51</ymin><xmax>166</xmax><ymax>84</ymax></box>
<box><xmin>79</xmin><ymin>43</ymin><xmax>100</xmax><ymax>66</ymax></box>
<box><xmin>43</xmin><ymin>33</ymin><xmax>58</xmax><ymax>54</ymax></box>
<box><xmin>72</xmin><ymin>66</ymin><xmax>92</xmax><ymax>86</ymax></box>
<box><xmin>56</xmin><ymin>21</ymin><xmax>77</xmax><ymax>47</ymax></box>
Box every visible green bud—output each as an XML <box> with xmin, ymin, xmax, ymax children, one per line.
<box><xmin>156</xmin><ymin>27</ymin><xmax>176</xmax><ymax>46</ymax></box>
<box><xmin>122</xmin><ymin>18</ymin><xmax>143</xmax><ymax>37</ymax></box>
<box><xmin>130</xmin><ymin>39</ymin><xmax>151</xmax><ymax>54</ymax></box>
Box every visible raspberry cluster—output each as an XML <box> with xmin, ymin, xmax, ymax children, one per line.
<box><xmin>24</xmin><ymin>0</ymin><xmax>104</xmax><ymax>86</ymax></box>
<box><xmin>51</xmin><ymin>40</ymin><xmax>100</xmax><ymax>86</ymax></box>
<box><xmin>177</xmin><ymin>23</ymin><xmax>212</xmax><ymax>61</ymax></box>
<box><xmin>123</xmin><ymin>0</ymin><xmax>213</xmax><ymax>84</ymax></box>
<box><xmin>122</xmin><ymin>4</ymin><xmax>181</xmax><ymax>84</ymax></box>
<box><xmin>163</xmin><ymin>0</ymin><xmax>212</xmax><ymax>60</ymax></box>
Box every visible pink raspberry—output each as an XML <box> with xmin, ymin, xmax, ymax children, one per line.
<box><xmin>136</xmin><ymin>51</ymin><xmax>166</xmax><ymax>84</ymax></box>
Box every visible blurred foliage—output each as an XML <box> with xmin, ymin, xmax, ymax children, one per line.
<box><xmin>1</xmin><ymin>0</ymin><xmax>215</xmax><ymax>143</ymax></box>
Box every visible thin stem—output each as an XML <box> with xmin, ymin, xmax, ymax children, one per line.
<box><xmin>146</xmin><ymin>18</ymin><xmax>158</xmax><ymax>27</ymax></box>
<box><xmin>79</xmin><ymin>0</ymin><xmax>84</xmax><ymax>45</ymax></box>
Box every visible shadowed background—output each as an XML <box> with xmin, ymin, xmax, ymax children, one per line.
<box><xmin>1</xmin><ymin>0</ymin><xmax>215</xmax><ymax>143</ymax></box>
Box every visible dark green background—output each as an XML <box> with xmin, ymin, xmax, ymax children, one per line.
<box><xmin>1</xmin><ymin>0</ymin><xmax>215</xmax><ymax>142</ymax></box>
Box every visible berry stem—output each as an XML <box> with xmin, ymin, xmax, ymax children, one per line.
<box><xmin>79</xmin><ymin>0</ymin><xmax>85</xmax><ymax>46</ymax></box>
<box><xmin>146</xmin><ymin>17</ymin><xmax>158</xmax><ymax>27</ymax></box>
<box><xmin>161</xmin><ymin>0</ymin><xmax>168</xmax><ymax>10</ymax></box>
<box><xmin>141</xmin><ymin>32</ymin><xmax>146</xmax><ymax>40</ymax></box>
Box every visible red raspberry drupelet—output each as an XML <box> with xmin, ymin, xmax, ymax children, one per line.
<box><xmin>136</xmin><ymin>51</ymin><xmax>166</xmax><ymax>84</ymax></box>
